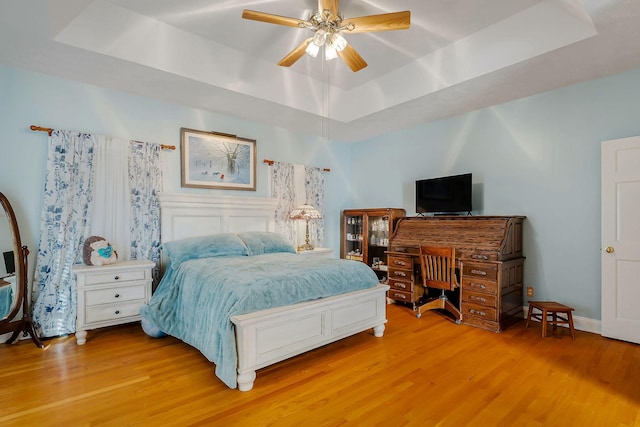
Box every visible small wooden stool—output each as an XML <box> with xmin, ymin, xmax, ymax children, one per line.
<box><xmin>525</xmin><ymin>301</ymin><xmax>575</xmax><ymax>339</ymax></box>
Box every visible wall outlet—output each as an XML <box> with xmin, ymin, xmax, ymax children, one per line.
<box><xmin>526</xmin><ymin>286</ymin><xmax>534</xmax><ymax>297</ymax></box>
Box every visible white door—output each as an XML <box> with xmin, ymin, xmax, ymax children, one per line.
<box><xmin>601</xmin><ymin>136</ymin><xmax>640</xmax><ymax>343</ymax></box>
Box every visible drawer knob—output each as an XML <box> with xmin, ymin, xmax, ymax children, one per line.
<box><xmin>470</xmin><ymin>295</ymin><xmax>487</xmax><ymax>303</ymax></box>
<box><xmin>394</xmin><ymin>271</ymin><xmax>407</xmax><ymax>277</ymax></box>
<box><xmin>470</xmin><ymin>282</ymin><xmax>487</xmax><ymax>290</ymax></box>
<box><xmin>114</xmin><ymin>293</ymin><xmax>120</xmax><ymax>298</ymax></box>
<box><xmin>115</xmin><ymin>310</ymin><xmax>120</xmax><ymax>315</ymax></box>
<box><xmin>472</xmin><ymin>254</ymin><xmax>489</xmax><ymax>260</ymax></box>
<box><xmin>114</xmin><ymin>275</ymin><xmax>120</xmax><ymax>280</ymax></box>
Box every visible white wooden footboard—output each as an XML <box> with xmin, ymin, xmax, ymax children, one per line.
<box><xmin>231</xmin><ymin>284</ymin><xmax>389</xmax><ymax>391</ymax></box>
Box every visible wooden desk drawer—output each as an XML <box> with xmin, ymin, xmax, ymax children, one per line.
<box><xmin>462</xmin><ymin>290</ymin><xmax>497</xmax><ymax>308</ymax></box>
<box><xmin>388</xmin><ymin>289</ymin><xmax>413</xmax><ymax>303</ymax></box>
<box><xmin>461</xmin><ymin>278</ymin><xmax>498</xmax><ymax>295</ymax></box>
<box><xmin>85</xmin><ymin>301</ymin><xmax>143</xmax><ymax>324</ymax></box>
<box><xmin>461</xmin><ymin>302</ymin><xmax>498</xmax><ymax>322</ymax></box>
<box><xmin>389</xmin><ymin>268</ymin><xmax>413</xmax><ymax>282</ymax></box>
<box><xmin>462</xmin><ymin>263</ymin><xmax>498</xmax><ymax>281</ymax></box>
<box><xmin>388</xmin><ymin>278</ymin><xmax>411</xmax><ymax>292</ymax></box>
<box><xmin>457</xmin><ymin>249</ymin><xmax>498</xmax><ymax>262</ymax></box>
<box><xmin>85</xmin><ymin>284</ymin><xmax>146</xmax><ymax>306</ymax></box>
<box><xmin>388</xmin><ymin>255</ymin><xmax>413</xmax><ymax>270</ymax></box>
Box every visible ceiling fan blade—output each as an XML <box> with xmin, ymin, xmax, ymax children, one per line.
<box><xmin>278</xmin><ymin>38</ymin><xmax>313</xmax><ymax>67</ymax></box>
<box><xmin>242</xmin><ymin>9</ymin><xmax>304</xmax><ymax>27</ymax></box>
<box><xmin>319</xmin><ymin>0</ymin><xmax>339</xmax><ymax>19</ymax></box>
<box><xmin>344</xmin><ymin>11</ymin><xmax>411</xmax><ymax>33</ymax></box>
<box><xmin>337</xmin><ymin>45</ymin><xmax>368</xmax><ymax>72</ymax></box>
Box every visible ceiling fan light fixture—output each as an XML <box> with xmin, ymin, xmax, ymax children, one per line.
<box><xmin>305</xmin><ymin>41</ymin><xmax>320</xmax><ymax>58</ymax></box>
<box><xmin>324</xmin><ymin>44</ymin><xmax>338</xmax><ymax>60</ymax></box>
<box><xmin>312</xmin><ymin>29</ymin><xmax>327</xmax><ymax>47</ymax></box>
<box><xmin>331</xmin><ymin>33</ymin><xmax>347</xmax><ymax>52</ymax></box>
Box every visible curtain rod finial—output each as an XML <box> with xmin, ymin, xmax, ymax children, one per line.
<box><xmin>30</xmin><ymin>125</ymin><xmax>53</xmax><ymax>136</ymax></box>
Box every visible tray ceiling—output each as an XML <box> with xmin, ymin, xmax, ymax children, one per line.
<box><xmin>2</xmin><ymin>0</ymin><xmax>640</xmax><ymax>142</ymax></box>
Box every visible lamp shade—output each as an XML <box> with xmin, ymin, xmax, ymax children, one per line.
<box><xmin>290</xmin><ymin>204</ymin><xmax>322</xmax><ymax>220</ymax></box>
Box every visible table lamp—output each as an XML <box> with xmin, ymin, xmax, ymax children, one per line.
<box><xmin>290</xmin><ymin>204</ymin><xmax>322</xmax><ymax>251</ymax></box>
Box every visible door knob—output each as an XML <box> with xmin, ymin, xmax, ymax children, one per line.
<box><xmin>605</xmin><ymin>246</ymin><xmax>615</xmax><ymax>253</ymax></box>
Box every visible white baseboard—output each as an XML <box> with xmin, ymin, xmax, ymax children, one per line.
<box><xmin>522</xmin><ymin>305</ymin><xmax>601</xmax><ymax>335</ymax></box>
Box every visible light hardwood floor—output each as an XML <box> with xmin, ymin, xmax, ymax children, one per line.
<box><xmin>1</xmin><ymin>304</ymin><xmax>639</xmax><ymax>426</ymax></box>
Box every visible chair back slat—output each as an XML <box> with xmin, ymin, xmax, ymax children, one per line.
<box><xmin>419</xmin><ymin>246</ymin><xmax>458</xmax><ymax>291</ymax></box>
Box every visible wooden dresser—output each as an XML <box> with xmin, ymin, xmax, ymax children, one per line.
<box><xmin>387</xmin><ymin>216</ymin><xmax>525</xmax><ymax>332</ymax></box>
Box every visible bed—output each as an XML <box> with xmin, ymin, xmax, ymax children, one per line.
<box><xmin>0</xmin><ymin>278</ymin><xmax>14</xmax><ymax>318</ymax></box>
<box><xmin>140</xmin><ymin>193</ymin><xmax>389</xmax><ymax>391</ymax></box>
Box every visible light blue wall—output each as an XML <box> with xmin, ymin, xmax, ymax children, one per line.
<box><xmin>3</xmin><ymin>63</ymin><xmax>640</xmax><ymax>322</ymax></box>
<box><xmin>0</xmin><ymin>64</ymin><xmax>354</xmax><ymax>277</ymax></box>
<box><xmin>349</xmin><ymin>66</ymin><xmax>640</xmax><ymax>320</ymax></box>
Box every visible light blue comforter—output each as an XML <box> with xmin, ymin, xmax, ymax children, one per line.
<box><xmin>140</xmin><ymin>253</ymin><xmax>379</xmax><ymax>388</ymax></box>
<box><xmin>0</xmin><ymin>284</ymin><xmax>13</xmax><ymax>319</ymax></box>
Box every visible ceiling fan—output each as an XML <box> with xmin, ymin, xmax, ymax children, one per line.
<box><xmin>242</xmin><ymin>1</ymin><xmax>411</xmax><ymax>72</ymax></box>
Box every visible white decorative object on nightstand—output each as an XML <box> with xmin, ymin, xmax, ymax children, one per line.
<box><xmin>73</xmin><ymin>259</ymin><xmax>154</xmax><ymax>345</ymax></box>
<box><xmin>296</xmin><ymin>247</ymin><xmax>333</xmax><ymax>258</ymax></box>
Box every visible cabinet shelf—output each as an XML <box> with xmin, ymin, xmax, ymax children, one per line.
<box><xmin>340</xmin><ymin>208</ymin><xmax>405</xmax><ymax>280</ymax></box>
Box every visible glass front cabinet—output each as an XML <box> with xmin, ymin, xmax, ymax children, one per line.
<box><xmin>341</xmin><ymin>208</ymin><xmax>405</xmax><ymax>283</ymax></box>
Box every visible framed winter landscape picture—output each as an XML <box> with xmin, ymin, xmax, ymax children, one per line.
<box><xmin>180</xmin><ymin>128</ymin><xmax>256</xmax><ymax>191</ymax></box>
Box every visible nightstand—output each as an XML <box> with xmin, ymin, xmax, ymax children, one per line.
<box><xmin>73</xmin><ymin>259</ymin><xmax>154</xmax><ymax>345</ymax></box>
<box><xmin>296</xmin><ymin>247</ymin><xmax>333</xmax><ymax>258</ymax></box>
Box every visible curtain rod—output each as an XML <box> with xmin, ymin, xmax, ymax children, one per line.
<box><xmin>30</xmin><ymin>125</ymin><xmax>176</xmax><ymax>151</ymax></box>
<box><xmin>263</xmin><ymin>159</ymin><xmax>330</xmax><ymax>172</ymax></box>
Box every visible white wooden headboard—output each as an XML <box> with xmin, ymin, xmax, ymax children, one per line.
<box><xmin>158</xmin><ymin>193</ymin><xmax>278</xmax><ymax>243</ymax></box>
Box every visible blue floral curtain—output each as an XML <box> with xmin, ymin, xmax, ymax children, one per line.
<box><xmin>271</xmin><ymin>162</ymin><xmax>296</xmax><ymax>243</ymax></box>
<box><xmin>129</xmin><ymin>142</ymin><xmax>162</xmax><ymax>285</ymax></box>
<box><xmin>269</xmin><ymin>162</ymin><xmax>326</xmax><ymax>248</ymax></box>
<box><xmin>32</xmin><ymin>132</ymin><xmax>163</xmax><ymax>338</ymax></box>
<box><xmin>32</xmin><ymin>130</ymin><xmax>95</xmax><ymax>337</ymax></box>
<box><xmin>305</xmin><ymin>166</ymin><xmax>325</xmax><ymax>247</ymax></box>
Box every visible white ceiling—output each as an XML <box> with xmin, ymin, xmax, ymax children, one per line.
<box><xmin>1</xmin><ymin>0</ymin><xmax>640</xmax><ymax>142</ymax></box>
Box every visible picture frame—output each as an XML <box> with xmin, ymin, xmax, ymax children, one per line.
<box><xmin>180</xmin><ymin>128</ymin><xmax>256</xmax><ymax>191</ymax></box>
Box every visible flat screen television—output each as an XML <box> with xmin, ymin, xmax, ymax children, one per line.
<box><xmin>415</xmin><ymin>173</ymin><xmax>472</xmax><ymax>214</ymax></box>
<box><xmin>3</xmin><ymin>250</ymin><xmax>14</xmax><ymax>275</ymax></box>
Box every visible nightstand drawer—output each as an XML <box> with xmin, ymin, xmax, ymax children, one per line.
<box><xmin>84</xmin><ymin>269</ymin><xmax>147</xmax><ymax>286</ymax></box>
<box><xmin>85</xmin><ymin>284</ymin><xmax>147</xmax><ymax>306</ymax></box>
<box><xmin>85</xmin><ymin>301</ymin><xmax>143</xmax><ymax>323</ymax></box>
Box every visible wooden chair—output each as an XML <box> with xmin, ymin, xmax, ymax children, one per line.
<box><xmin>416</xmin><ymin>246</ymin><xmax>462</xmax><ymax>324</ymax></box>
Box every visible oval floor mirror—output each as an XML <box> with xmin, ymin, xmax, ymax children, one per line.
<box><xmin>0</xmin><ymin>192</ymin><xmax>44</xmax><ymax>348</ymax></box>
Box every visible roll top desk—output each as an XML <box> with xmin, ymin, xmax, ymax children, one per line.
<box><xmin>386</xmin><ymin>216</ymin><xmax>525</xmax><ymax>332</ymax></box>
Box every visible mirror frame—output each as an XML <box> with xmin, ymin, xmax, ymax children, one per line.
<box><xmin>0</xmin><ymin>192</ymin><xmax>44</xmax><ymax>348</ymax></box>
<box><xmin>1</xmin><ymin>192</ymin><xmax>23</xmax><ymax>324</ymax></box>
